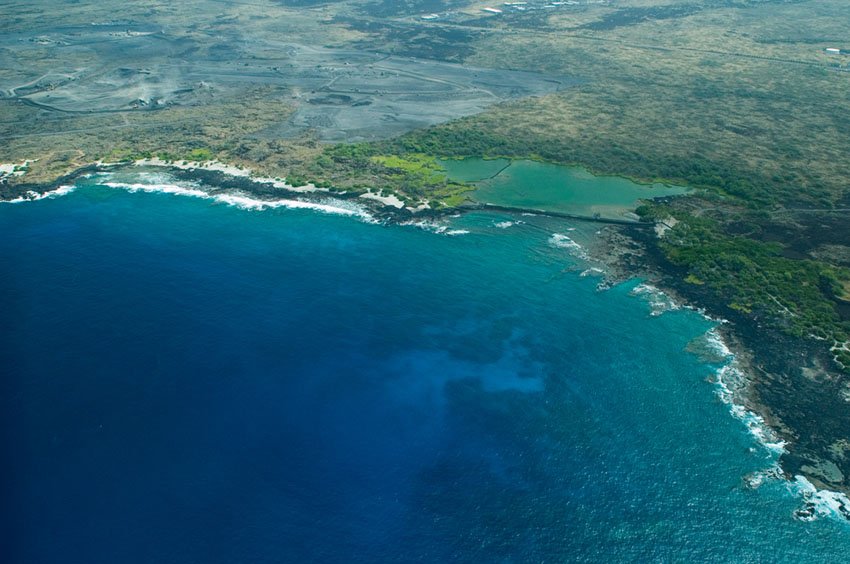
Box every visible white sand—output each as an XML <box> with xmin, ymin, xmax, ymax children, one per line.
<box><xmin>133</xmin><ymin>158</ymin><xmax>324</xmax><ymax>193</ymax></box>
<box><xmin>408</xmin><ymin>202</ymin><xmax>431</xmax><ymax>213</ymax></box>
<box><xmin>360</xmin><ymin>190</ymin><xmax>405</xmax><ymax>209</ymax></box>
<box><xmin>654</xmin><ymin>216</ymin><xmax>679</xmax><ymax>238</ymax></box>
<box><xmin>0</xmin><ymin>160</ymin><xmax>35</xmax><ymax>180</ymax></box>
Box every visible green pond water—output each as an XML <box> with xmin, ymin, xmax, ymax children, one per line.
<box><xmin>440</xmin><ymin>158</ymin><xmax>689</xmax><ymax>220</ymax></box>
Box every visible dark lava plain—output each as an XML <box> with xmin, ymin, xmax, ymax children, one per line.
<box><xmin>0</xmin><ymin>16</ymin><xmax>566</xmax><ymax>142</ymax></box>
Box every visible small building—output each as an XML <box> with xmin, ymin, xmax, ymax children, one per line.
<box><xmin>826</xmin><ymin>48</ymin><xmax>841</xmax><ymax>55</ymax></box>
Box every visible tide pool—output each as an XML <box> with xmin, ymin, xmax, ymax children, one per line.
<box><xmin>1</xmin><ymin>175</ymin><xmax>848</xmax><ymax>563</ymax></box>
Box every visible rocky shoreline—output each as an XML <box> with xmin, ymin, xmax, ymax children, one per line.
<box><xmin>4</xmin><ymin>161</ymin><xmax>850</xmax><ymax>517</ymax></box>
<box><xmin>601</xmin><ymin>223</ymin><xmax>850</xmax><ymax>503</ymax></box>
<box><xmin>0</xmin><ymin>162</ymin><xmax>441</xmax><ymax>223</ymax></box>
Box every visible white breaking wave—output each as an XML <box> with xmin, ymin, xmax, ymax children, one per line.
<box><xmin>494</xmin><ymin>220</ymin><xmax>525</xmax><ymax>229</ymax></box>
<box><xmin>580</xmin><ymin>267</ymin><xmax>604</xmax><ymax>277</ymax></box>
<box><xmin>790</xmin><ymin>475</ymin><xmax>850</xmax><ymax>522</ymax></box>
<box><xmin>102</xmin><ymin>181</ymin><xmax>208</xmax><ymax>199</ymax></box>
<box><xmin>629</xmin><ymin>283</ymin><xmax>681</xmax><ymax>316</ymax></box>
<box><xmin>132</xmin><ymin>158</ymin><xmax>326</xmax><ymax>193</ymax></box>
<box><xmin>98</xmin><ymin>179</ymin><xmax>375</xmax><ymax>220</ymax></box>
<box><xmin>702</xmin><ymin>326</ymin><xmax>734</xmax><ymax>357</ymax></box>
<box><xmin>400</xmin><ymin>219</ymin><xmax>469</xmax><ymax>236</ymax></box>
<box><xmin>691</xmin><ymin>324</ymin><xmax>850</xmax><ymax>523</ymax></box>
<box><xmin>695</xmin><ymin>327</ymin><xmax>788</xmax><ymax>456</ymax></box>
<box><xmin>1</xmin><ymin>184</ymin><xmax>76</xmax><ymax>204</ymax></box>
<box><xmin>548</xmin><ymin>233</ymin><xmax>588</xmax><ymax>259</ymax></box>
<box><xmin>698</xmin><ymin>326</ymin><xmax>850</xmax><ymax>523</ymax></box>
<box><xmin>628</xmin><ymin>283</ymin><xmax>850</xmax><ymax>523</ymax></box>
<box><xmin>743</xmin><ymin>464</ymin><xmax>784</xmax><ymax>490</ymax></box>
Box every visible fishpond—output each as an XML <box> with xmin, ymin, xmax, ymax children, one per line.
<box><xmin>440</xmin><ymin>158</ymin><xmax>689</xmax><ymax>220</ymax></box>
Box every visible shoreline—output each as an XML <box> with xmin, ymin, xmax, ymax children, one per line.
<box><xmin>4</xmin><ymin>159</ymin><xmax>850</xmax><ymax>519</ymax></box>
<box><xmin>611</xmin><ymin>224</ymin><xmax>850</xmax><ymax>518</ymax></box>
<box><xmin>0</xmin><ymin>159</ymin><xmax>658</xmax><ymax>226</ymax></box>
<box><xmin>0</xmin><ymin>160</ymin><xmax>438</xmax><ymax>222</ymax></box>
<box><xmin>535</xmin><ymin>217</ymin><xmax>850</xmax><ymax>519</ymax></box>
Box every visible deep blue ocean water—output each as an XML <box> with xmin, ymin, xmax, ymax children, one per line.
<box><xmin>2</xmin><ymin>175</ymin><xmax>850</xmax><ymax>562</ymax></box>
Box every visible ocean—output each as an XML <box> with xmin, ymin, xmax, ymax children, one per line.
<box><xmin>2</xmin><ymin>171</ymin><xmax>849</xmax><ymax>562</ymax></box>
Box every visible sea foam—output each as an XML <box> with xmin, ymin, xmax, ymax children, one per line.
<box><xmin>790</xmin><ymin>475</ymin><xmax>850</xmax><ymax>522</ymax></box>
<box><xmin>399</xmin><ymin>219</ymin><xmax>469</xmax><ymax>236</ymax></box>
<box><xmin>629</xmin><ymin>283</ymin><xmax>681</xmax><ymax>316</ymax></box>
<box><xmin>548</xmin><ymin>233</ymin><xmax>587</xmax><ymax>259</ymax></box>
<box><xmin>97</xmin><ymin>177</ymin><xmax>375</xmax><ymax>221</ymax></box>
<box><xmin>694</xmin><ymin>327</ymin><xmax>788</xmax><ymax>456</ymax></box>
<box><xmin>697</xmin><ymin>326</ymin><xmax>850</xmax><ymax>523</ymax></box>
<box><xmin>1</xmin><ymin>185</ymin><xmax>76</xmax><ymax>204</ymax></box>
<box><xmin>624</xmin><ymin>274</ymin><xmax>850</xmax><ymax>523</ymax></box>
<box><xmin>133</xmin><ymin>158</ymin><xmax>325</xmax><ymax>193</ymax></box>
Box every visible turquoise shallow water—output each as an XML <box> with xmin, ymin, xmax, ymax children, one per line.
<box><xmin>438</xmin><ymin>157</ymin><xmax>511</xmax><ymax>182</ymax></box>
<box><xmin>441</xmin><ymin>158</ymin><xmax>688</xmax><ymax>219</ymax></box>
<box><xmin>1</xmin><ymin>173</ymin><xmax>849</xmax><ymax>562</ymax></box>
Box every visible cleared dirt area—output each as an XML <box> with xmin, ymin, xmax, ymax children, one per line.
<box><xmin>0</xmin><ymin>21</ymin><xmax>569</xmax><ymax>142</ymax></box>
